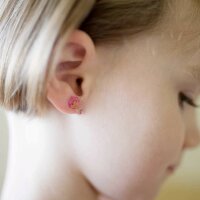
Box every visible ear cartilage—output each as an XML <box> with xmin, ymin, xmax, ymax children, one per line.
<box><xmin>68</xmin><ymin>96</ymin><xmax>82</xmax><ymax>114</ymax></box>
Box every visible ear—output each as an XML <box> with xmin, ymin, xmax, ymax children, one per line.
<box><xmin>47</xmin><ymin>29</ymin><xmax>96</xmax><ymax>114</ymax></box>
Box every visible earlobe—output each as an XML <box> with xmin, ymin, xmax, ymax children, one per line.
<box><xmin>68</xmin><ymin>95</ymin><xmax>83</xmax><ymax>114</ymax></box>
<box><xmin>46</xmin><ymin>29</ymin><xmax>95</xmax><ymax>115</ymax></box>
<box><xmin>47</xmin><ymin>77</ymin><xmax>84</xmax><ymax>114</ymax></box>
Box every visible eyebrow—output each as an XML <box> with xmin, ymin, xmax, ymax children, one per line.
<box><xmin>186</xmin><ymin>65</ymin><xmax>200</xmax><ymax>83</ymax></box>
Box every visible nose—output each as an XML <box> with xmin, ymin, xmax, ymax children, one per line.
<box><xmin>182</xmin><ymin>127</ymin><xmax>200</xmax><ymax>150</ymax></box>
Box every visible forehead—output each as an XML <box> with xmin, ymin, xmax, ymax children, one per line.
<box><xmin>159</xmin><ymin>0</ymin><xmax>200</xmax><ymax>38</ymax></box>
<box><xmin>158</xmin><ymin>0</ymin><xmax>200</xmax><ymax>80</ymax></box>
<box><xmin>147</xmin><ymin>0</ymin><xmax>200</xmax><ymax>54</ymax></box>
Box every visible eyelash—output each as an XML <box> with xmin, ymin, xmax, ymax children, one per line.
<box><xmin>179</xmin><ymin>92</ymin><xmax>199</xmax><ymax>108</ymax></box>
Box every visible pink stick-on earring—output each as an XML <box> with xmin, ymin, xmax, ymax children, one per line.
<box><xmin>68</xmin><ymin>96</ymin><xmax>83</xmax><ymax>114</ymax></box>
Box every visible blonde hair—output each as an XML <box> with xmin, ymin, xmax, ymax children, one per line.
<box><xmin>0</xmin><ymin>0</ymin><xmax>175</xmax><ymax>117</ymax></box>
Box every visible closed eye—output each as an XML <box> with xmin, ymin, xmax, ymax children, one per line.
<box><xmin>179</xmin><ymin>92</ymin><xmax>199</xmax><ymax>108</ymax></box>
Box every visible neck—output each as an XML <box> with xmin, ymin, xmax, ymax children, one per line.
<box><xmin>1</xmin><ymin>110</ymin><xmax>100</xmax><ymax>200</ymax></box>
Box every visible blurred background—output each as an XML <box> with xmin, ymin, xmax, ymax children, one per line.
<box><xmin>0</xmin><ymin>107</ymin><xmax>200</xmax><ymax>199</ymax></box>
<box><xmin>0</xmin><ymin>109</ymin><xmax>8</xmax><ymax>196</ymax></box>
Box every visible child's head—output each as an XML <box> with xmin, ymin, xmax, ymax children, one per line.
<box><xmin>1</xmin><ymin>0</ymin><xmax>200</xmax><ymax>199</ymax></box>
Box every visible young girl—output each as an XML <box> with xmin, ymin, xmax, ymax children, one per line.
<box><xmin>1</xmin><ymin>0</ymin><xmax>200</xmax><ymax>200</ymax></box>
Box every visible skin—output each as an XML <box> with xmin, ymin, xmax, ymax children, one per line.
<box><xmin>2</xmin><ymin>1</ymin><xmax>200</xmax><ymax>200</ymax></box>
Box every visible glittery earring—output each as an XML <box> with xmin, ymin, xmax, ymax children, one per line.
<box><xmin>68</xmin><ymin>96</ymin><xmax>83</xmax><ymax>114</ymax></box>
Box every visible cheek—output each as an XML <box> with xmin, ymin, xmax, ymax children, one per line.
<box><xmin>71</xmin><ymin>94</ymin><xmax>184</xmax><ymax>199</ymax></box>
<box><xmin>71</xmin><ymin>70</ymin><xmax>184</xmax><ymax>199</ymax></box>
